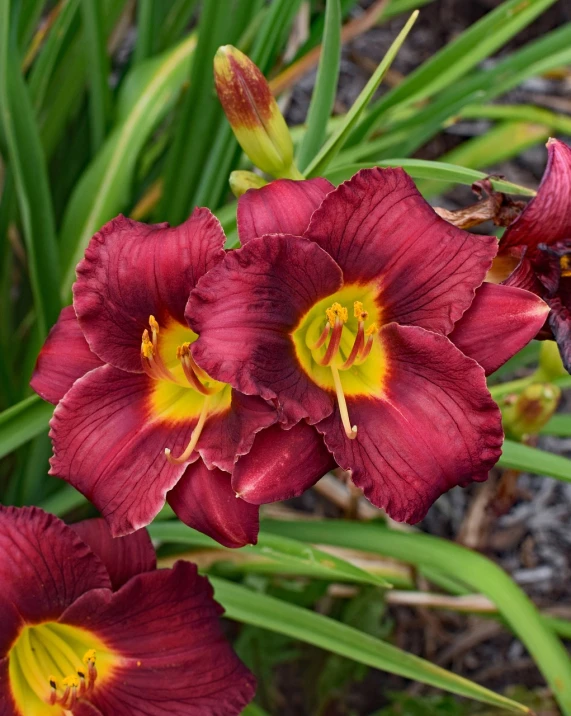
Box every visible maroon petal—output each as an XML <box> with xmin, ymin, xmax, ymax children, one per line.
<box><xmin>188</xmin><ymin>234</ymin><xmax>342</xmax><ymax>427</ymax></box>
<box><xmin>60</xmin><ymin>562</ymin><xmax>256</xmax><ymax>715</ymax></box>
<box><xmin>305</xmin><ymin>167</ymin><xmax>498</xmax><ymax>334</ymax></box>
<box><xmin>501</xmin><ymin>247</ymin><xmax>546</xmax><ymax>294</ymax></box>
<box><xmin>547</xmin><ymin>278</ymin><xmax>571</xmax><ymax>372</ymax></box>
<box><xmin>30</xmin><ymin>305</ymin><xmax>103</xmax><ymax>404</ymax></box>
<box><xmin>71</xmin><ymin>519</ymin><xmax>156</xmax><ymax>591</ymax></box>
<box><xmin>501</xmin><ymin>139</ymin><xmax>571</xmax><ymax>251</ymax></box>
<box><xmin>318</xmin><ymin>324</ymin><xmax>503</xmax><ymax>524</ymax></box>
<box><xmin>232</xmin><ymin>422</ymin><xmax>335</xmax><ymax>504</ymax></box>
<box><xmin>448</xmin><ymin>282</ymin><xmax>549</xmax><ymax>375</ymax></box>
<box><xmin>237</xmin><ymin>177</ymin><xmax>333</xmax><ymax>244</ymax></box>
<box><xmin>50</xmin><ymin>365</ymin><xmax>198</xmax><ymax>536</ymax></box>
<box><xmin>197</xmin><ymin>391</ymin><xmax>276</xmax><ymax>473</ymax></box>
<box><xmin>0</xmin><ymin>507</ymin><xmax>110</xmax><ymax>654</ymax></box>
<box><xmin>74</xmin><ymin>209</ymin><xmax>225</xmax><ymax>372</ymax></box>
<box><xmin>168</xmin><ymin>461</ymin><xmax>260</xmax><ymax>548</ymax></box>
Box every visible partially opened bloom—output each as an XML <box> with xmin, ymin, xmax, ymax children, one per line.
<box><xmin>0</xmin><ymin>506</ymin><xmax>255</xmax><ymax>715</ymax></box>
<box><xmin>31</xmin><ymin>211</ymin><xmax>276</xmax><ymax>545</ymax></box>
<box><xmin>187</xmin><ymin>169</ymin><xmax>549</xmax><ymax>521</ymax></box>
<box><xmin>488</xmin><ymin>138</ymin><xmax>571</xmax><ymax>371</ymax></box>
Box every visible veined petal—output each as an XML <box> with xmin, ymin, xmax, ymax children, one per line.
<box><xmin>546</xmin><ymin>279</ymin><xmax>571</xmax><ymax>372</ymax></box>
<box><xmin>60</xmin><ymin>562</ymin><xmax>256</xmax><ymax>715</ymax></box>
<box><xmin>74</xmin><ymin>209</ymin><xmax>225</xmax><ymax>372</ymax></box>
<box><xmin>0</xmin><ymin>507</ymin><xmax>110</xmax><ymax>654</ymax></box>
<box><xmin>70</xmin><ymin>519</ymin><xmax>156</xmax><ymax>591</ymax></box>
<box><xmin>501</xmin><ymin>138</ymin><xmax>571</xmax><ymax>251</ymax></box>
<box><xmin>196</xmin><ymin>391</ymin><xmax>276</xmax><ymax>473</ymax></box>
<box><xmin>49</xmin><ymin>365</ymin><xmax>201</xmax><ymax>536</ymax></box>
<box><xmin>305</xmin><ymin>167</ymin><xmax>498</xmax><ymax>334</ymax></box>
<box><xmin>318</xmin><ymin>324</ymin><xmax>503</xmax><ymax>524</ymax></box>
<box><xmin>168</xmin><ymin>461</ymin><xmax>260</xmax><ymax>548</ymax></box>
<box><xmin>232</xmin><ymin>421</ymin><xmax>335</xmax><ymax>505</ymax></box>
<box><xmin>449</xmin><ymin>283</ymin><xmax>549</xmax><ymax>375</ymax></box>
<box><xmin>237</xmin><ymin>177</ymin><xmax>333</xmax><ymax>244</ymax></box>
<box><xmin>188</xmin><ymin>235</ymin><xmax>343</xmax><ymax>427</ymax></box>
<box><xmin>30</xmin><ymin>305</ymin><xmax>103</xmax><ymax>405</ymax></box>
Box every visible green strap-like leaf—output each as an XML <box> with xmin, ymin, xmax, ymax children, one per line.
<box><xmin>498</xmin><ymin>440</ymin><xmax>571</xmax><ymax>483</ymax></box>
<box><xmin>210</xmin><ymin>576</ymin><xmax>530</xmax><ymax>713</ymax></box>
<box><xmin>296</xmin><ymin>0</ymin><xmax>342</xmax><ymax>172</ymax></box>
<box><xmin>262</xmin><ymin>520</ymin><xmax>571</xmax><ymax>714</ymax></box>
<box><xmin>0</xmin><ymin>396</ymin><xmax>52</xmax><ymax>460</ymax></box>
<box><xmin>304</xmin><ymin>10</ymin><xmax>418</xmax><ymax>178</ymax></box>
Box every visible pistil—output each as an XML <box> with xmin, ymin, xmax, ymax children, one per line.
<box><xmin>165</xmin><ymin>396</ymin><xmax>211</xmax><ymax>464</ymax></box>
<box><xmin>330</xmin><ymin>364</ymin><xmax>357</xmax><ymax>439</ymax></box>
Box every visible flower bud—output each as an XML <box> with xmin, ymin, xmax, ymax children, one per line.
<box><xmin>501</xmin><ymin>382</ymin><xmax>561</xmax><ymax>441</ymax></box>
<box><xmin>214</xmin><ymin>45</ymin><xmax>300</xmax><ymax>178</ymax></box>
<box><xmin>229</xmin><ymin>170</ymin><xmax>268</xmax><ymax>198</ymax></box>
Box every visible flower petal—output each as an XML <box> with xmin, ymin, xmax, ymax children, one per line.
<box><xmin>318</xmin><ymin>324</ymin><xmax>503</xmax><ymax>524</ymax></box>
<box><xmin>547</xmin><ymin>279</ymin><xmax>571</xmax><ymax>373</ymax></box>
<box><xmin>232</xmin><ymin>422</ymin><xmax>335</xmax><ymax>504</ymax></box>
<box><xmin>60</xmin><ymin>562</ymin><xmax>256</xmax><ymax>715</ymax></box>
<box><xmin>70</xmin><ymin>519</ymin><xmax>156</xmax><ymax>591</ymax></box>
<box><xmin>74</xmin><ymin>209</ymin><xmax>225</xmax><ymax>372</ymax></box>
<box><xmin>448</xmin><ymin>282</ymin><xmax>549</xmax><ymax>375</ymax></box>
<box><xmin>196</xmin><ymin>391</ymin><xmax>276</xmax><ymax>473</ymax></box>
<box><xmin>30</xmin><ymin>305</ymin><xmax>103</xmax><ymax>404</ymax></box>
<box><xmin>305</xmin><ymin>167</ymin><xmax>498</xmax><ymax>334</ymax></box>
<box><xmin>237</xmin><ymin>177</ymin><xmax>333</xmax><ymax>244</ymax></box>
<box><xmin>188</xmin><ymin>234</ymin><xmax>343</xmax><ymax>426</ymax></box>
<box><xmin>168</xmin><ymin>461</ymin><xmax>260</xmax><ymax>548</ymax></box>
<box><xmin>49</xmin><ymin>365</ymin><xmax>198</xmax><ymax>536</ymax></box>
<box><xmin>501</xmin><ymin>138</ymin><xmax>571</xmax><ymax>251</ymax></box>
<box><xmin>0</xmin><ymin>507</ymin><xmax>110</xmax><ymax>654</ymax></box>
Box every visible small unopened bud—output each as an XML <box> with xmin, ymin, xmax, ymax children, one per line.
<box><xmin>502</xmin><ymin>383</ymin><xmax>561</xmax><ymax>441</ymax></box>
<box><xmin>214</xmin><ymin>45</ymin><xmax>301</xmax><ymax>178</ymax></box>
<box><xmin>537</xmin><ymin>340</ymin><xmax>567</xmax><ymax>381</ymax></box>
<box><xmin>229</xmin><ymin>170</ymin><xmax>268</xmax><ymax>198</ymax></box>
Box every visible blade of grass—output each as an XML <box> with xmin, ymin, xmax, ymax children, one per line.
<box><xmin>541</xmin><ymin>414</ymin><xmax>571</xmax><ymax>437</ymax></box>
<box><xmin>158</xmin><ymin>0</ymin><xmax>199</xmax><ymax>51</ymax></box>
<box><xmin>305</xmin><ymin>10</ymin><xmax>418</xmax><ymax>177</ymax></box>
<box><xmin>460</xmin><ymin>103</ymin><xmax>571</xmax><ymax>136</ymax></box>
<box><xmin>324</xmin><ymin>158</ymin><xmax>536</xmax><ymax>195</ymax></box>
<box><xmin>81</xmin><ymin>0</ymin><xmax>111</xmax><ymax>153</ymax></box>
<box><xmin>0</xmin><ymin>395</ymin><xmax>52</xmax><ymax>459</ymax></box>
<box><xmin>17</xmin><ymin>0</ymin><xmax>45</xmax><ymax>50</ymax></box>
<box><xmin>415</xmin><ymin>122</ymin><xmax>551</xmax><ymax>197</ymax></box>
<box><xmin>0</xmin><ymin>2</ymin><xmax>60</xmax><ymax>338</ymax></box>
<box><xmin>59</xmin><ymin>34</ymin><xmax>196</xmax><ymax>295</ymax></box>
<box><xmin>39</xmin><ymin>484</ymin><xmax>87</xmax><ymax>515</ymax></box>
<box><xmin>149</xmin><ymin>521</ymin><xmax>392</xmax><ymax>588</ymax></box>
<box><xmin>297</xmin><ymin>0</ymin><xmax>342</xmax><ymax>173</ymax></box>
<box><xmin>351</xmin><ymin>0</ymin><xmax>560</xmax><ymax>144</ymax></box>
<box><xmin>133</xmin><ymin>0</ymin><xmax>160</xmax><ymax>64</ymax></box>
<box><xmin>262</xmin><ymin>520</ymin><xmax>571</xmax><ymax>714</ymax></box>
<box><xmin>211</xmin><ymin>577</ymin><xmax>531</xmax><ymax>713</ymax></box>
<box><xmin>498</xmin><ymin>440</ymin><xmax>571</xmax><ymax>483</ymax></box>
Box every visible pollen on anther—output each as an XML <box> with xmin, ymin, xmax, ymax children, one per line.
<box><xmin>49</xmin><ymin>676</ymin><xmax>57</xmax><ymax>689</ymax></box>
<box><xmin>83</xmin><ymin>649</ymin><xmax>97</xmax><ymax>665</ymax></box>
<box><xmin>353</xmin><ymin>301</ymin><xmax>368</xmax><ymax>321</ymax></box>
<box><xmin>62</xmin><ymin>675</ymin><xmax>80</xmax><ymax>689</ymax></box>
<box><xmin>326</xmin><ymin>302</ymin><xmax>348</xmax><ymax>326</ymax></box>
<box><xmin>141</xmin><ymin>330</ymin><xmax>154</xmax><ymax>358</ymax></box>
<box><xmin>365</xmin><ymin>322</ymin><xmax>378</xmax><ymax>336</ymax></box>
<box><xmin>149</xmin><ymin>315</ymin><xmax>159</xmax><ymax>333</ymax></box>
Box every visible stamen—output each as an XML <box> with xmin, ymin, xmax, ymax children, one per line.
<box><xmin>165</xmin><ymin>397</ymin><xmax>211</xmax><ymax>464</ymax></box>
<box><xmin>178</xmin><ymin>343</ymin><xmax>215</xmax><ymax>395</ymax></box>
<box><xmin>140</xmin><ymin>318</ymin><xmax>178</xmax><ymax>382</ymax></box>
<box><xmin>49</xmin><ymin>676</ymin><xmax>57</xmax><ymax>705</ymax></box>
<box><xmin>326</xmin><ymin>302</ymin><xmax>348</xmax><ymax>326</ymax></box>
<box><xmin>83</xmin><ymin>649</ymin><xmax>98</xmax><ymax>690</ymax></box>
<box><xmin>312</xmin><ymin>322</ymin><xmax>331</xmax><ymax>350</ymax></box>
<box><xmin>320</xmin><ymin>318</ymin><xmax>343</xmax><ymax>365</ymax></box>
<box><xmin>341</xmin><ymin>301</ymin><xmax>369</xmax><ymax>370</ymax></box>
<box><xmin>330</xmin><ymin>365</ymin><xmax>357</xmax><ymax>439</ymax></box>
<box><xmin>358</xmin><ymin>323</ymin><xmax>378</xmax><ymax>362</ymax></box>
<box><xmin>561</xmin><ymin>255</ymin><xmax>571</xmax><ymax>278</ymax></box>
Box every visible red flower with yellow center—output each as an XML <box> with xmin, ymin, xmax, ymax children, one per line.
<box><xmin>187</xmin><ymin>168</ymin><xmax>549</xmax><ymax>521</ymax></box>
<box><xmin>487</xmin><ymin>138</ymin><xmax>571</xmax><ymax>372</ymax></box>
<box><xmin>0</xmin><ymin>506</ymin><xmax>255</xmax><ymax>715</ymax></box>
<box><xmin>31</xmin><ymin>210</ymin><xmax>279</xmax><ymax>546</ymax></box>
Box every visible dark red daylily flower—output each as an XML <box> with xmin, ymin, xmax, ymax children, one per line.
<box><xmin>186</xmin><ymin>169</ymin><xmax>548</xmax><ymax>522</ymax></box>
<box><xmin>0</xmin><ymin>506</ymin><xmax>255</xmax><ymax>715</ymax></box>
<box><xmin>31</xmin><ymin>211</ymin><xmax>276</xmax><ymax>546</ymax></box>
<box><xmin>487</xmin><ymin>138</ymin><xmax>571</xmax><ymax>372</ymax></box>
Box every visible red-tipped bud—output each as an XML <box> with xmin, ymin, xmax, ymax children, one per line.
<box><xmin>214</xmin><ymin>45</ymin><xmax>300</xmax><ymax>178</ymax></box>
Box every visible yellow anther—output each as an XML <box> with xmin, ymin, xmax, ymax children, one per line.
<box><xmin>177</xmin><ymin>342</ymin><xmax>191</xmax><ymax>359</ymax></box>
<box><xmin>49</xmin><ymin>675</ymin><xmax>57</xmax><ymax>688</ymax></box>
<box><xmin>561</xmin><ymin>255</ymin><xmax>571</xmax><ymax>277</ymax></box>
<box><xmin>325</xmin><ymin>302</ymin><xmax>348</xmax><ymax>326</ymax></box>
<box><xmin>365</xmin><ymin>323</ymin><xmax>378</xmax><ymax>337</ymax></box>
<box><xmin>83</xmin><ymin>649</ymin><xmax>97</xmax><ymax>665</ymax></box>
<box><xmin>62</xmin><ymin>675</ymin><xmax>80</xmax><ymax>689</ymax></box>
<box><xmin>149</xmin><ymin>315</ymin><xmax>159</xmax><ymax>334</ymax></box>
<box><xmin>353</xmin><ymin>301</ymin><xmax>368</xmax><ymax>320</ymax></box>
<box><xmin>141</xmin><ymin>330</ymin><xmax>154</xmax><ymax>358</ymax></box>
